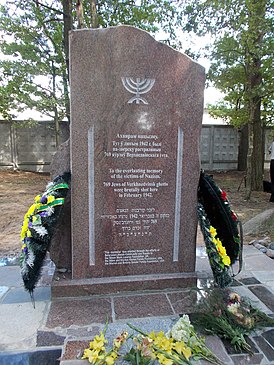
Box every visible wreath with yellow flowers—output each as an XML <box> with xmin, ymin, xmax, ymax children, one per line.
<box><xmin>20</xmin><ymin>172</ymin><xmax>70</xmax><ymax>299</ymax></box>
<box><xmin>197</xmin><ymin>171</ymin><xmax>242</xmax><ymax>288</ymax></box>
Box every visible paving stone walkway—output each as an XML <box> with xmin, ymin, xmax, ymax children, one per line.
<box><xmin>1</xmin><ymin>245</ymin><xmax>274</xmax><ymax>365</ymax></box>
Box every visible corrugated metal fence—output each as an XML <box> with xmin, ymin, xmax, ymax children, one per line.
<box><xmin>0</xmin><ymin>120</ymin><xmax>272</xmax><ymax>172</ymax></box>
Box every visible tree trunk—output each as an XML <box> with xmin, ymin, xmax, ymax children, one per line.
<box><xmin>262</xmin><ymin>127</ymin><xmax>266</xmax><ymax>173</ymax></box>
<box><xmin>251</xmin><ymin>99</ymin><xmax>263</xmax><ymax>190</ymax></box>
<box><xmin>62</xmin><ymin>0</ymin><xmax>73</xmax><ymax>123</ymax></box>
<box><xmin>90</xmin><ymin>0</ymin><xmax>99</xmax><ymax>28</ymax></box>
<box><xmin>245</xmin><ymin>124</ymin><xmax>253</xmax><ymax>200</ymax></box>
<box><xmin>62</xmin><ymin>68</ymin><xmax>70</xmax><ymax>124</ymax></box>
<box><xmin>238</xmin><ymin>124</ymin><xmax>248</xmax><ymax>171</ymax></box>
<box><xmin>76</xmin><ymin>0</ymin><xmax>84</xmax><ymax>29</ymax></box>
<box><xmin>246</xmin><ymin>82</ymin><xmax>264</xmax><ymax>192</ymax></box>
<box><xmin>62</xmin><ymin>0</ymin><xmax>72</xmax><ymax>79</ymax></box>
<box><xmin>54</xmin><ymin>106</ymin><xmax>60</xmax><ymax>147</ymax></box>
<box><xmin>51</xmin><ymin>60</ymin><xmax>60</xmax><ymax>147</ymax></box>
<box><xmin>245</xmin><ymin>0</ymin><xmax>265</xmax><ymax>192</ymax></box>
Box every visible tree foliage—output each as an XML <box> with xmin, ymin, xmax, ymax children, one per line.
<box><xmin>182</xmin><ymin>0</ymin><xmax>273</xmax><ymax>126</ymax></box>
<box><xmin>0</xmin><ymin>0</ymin><xmax>184</xmax><ymax>130</ymax></box>
<box><xmin>206</xmin><ymin>4</ymin><xmax>273</xmax><ymax>128</ymax></box>
<box><xmin>180</xmin><ymin>0</ymin><xmax>274</xmax><ymax>191</ymax></box>
<box><xmin>0</xmin><ymin>2</ymin><xmax>66</xmax><ymax>125</ymax></box>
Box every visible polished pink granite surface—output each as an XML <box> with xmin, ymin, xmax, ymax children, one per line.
<box><xmin>69</xmin><ymin>26</ymin><xmax>205</xmax><ymax>292</ymax></box>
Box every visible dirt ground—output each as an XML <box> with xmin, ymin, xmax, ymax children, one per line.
<box><xmin>0</xmin><ymin>170</ymin><xmax>49</xmax><ymax>258</ymax></box>
<box><xmin>0</xmin><ymin>169</ymin><xmax>273</xmax><ymax>258</ymax></box>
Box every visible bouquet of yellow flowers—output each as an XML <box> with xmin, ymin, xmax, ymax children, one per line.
<box><xmin>82</xmin><ymin>319</ymin><xmax>225</xmax><ymax>365</ymax></box>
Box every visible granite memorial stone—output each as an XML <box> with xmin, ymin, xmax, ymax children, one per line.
<box><xmin>52</xmin><ymin>25</ymin><xmax>205</xmax><ymax>296</ymax></box>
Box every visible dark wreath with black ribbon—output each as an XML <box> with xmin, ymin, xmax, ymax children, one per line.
<box><xmin>197</xmin><ymin>171</ymin><xmax>243</xmax><ymax>287</ymax></box>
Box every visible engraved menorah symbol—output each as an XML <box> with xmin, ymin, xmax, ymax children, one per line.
<box><xmin>121</xmin><ymin>77</ymin><xmax>155</xmax><ymax>104</ymax></box>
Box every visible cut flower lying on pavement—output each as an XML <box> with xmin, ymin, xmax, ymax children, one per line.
<box><xmin>81</xmin><ymin>287</ymin><xmax>274</xmax><ymax>364</ymax></box>
<box><xmin>165</xmin><ymin>315</ymin><xmax>223</xmax><ymax>364</ymax></box>
<box><xmin>82</xmin><ymin>329</ymin><xmax>128</xmax><ymax>365</ymax></box>
<box><xmin>82</xmin><ymin>317</ymin><xmax>225</xmax><ymax>365</ymax></box>
<box><xmin>191</xmin><ymin>288</ymin><xmax>274</xmax><ymax>353</ymax></box>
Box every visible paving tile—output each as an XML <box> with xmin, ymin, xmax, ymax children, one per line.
<box><xmin>0</xmin><ymin>286</ymin><xmax>9</xmax><ymax>300</ymax></box>
<box><xmin>29</xmin><ymin>348</ymin><xmax>62</xmax><ymax>365</ymax></box>
<box><xmin>167</xmin><ymin>290</ymin><xmax>198</xmax><ymax>314</ymax></box>
<box><xmin>251</xmin><ymin>271</ymin><xmax>274</xmax><ymax>291</ymax></box>
<box><xmin>0</xmin><ymin>301</ymin><xmax>49</xmax><ymax>350</ymax></box>
<box><xmin>0</xmin><ymin>266</ymin><xmax>22</xmax><ymax>287</ymax></box>
<box><xmin>35</xmin><ymin>257</ymin><xmax>56</xmax><ymax>287</ymax></box>
<box><xmin>37</xmin><ymin>330</ymin><xmax>66</xmax><ymax>346</ymax></box>
<box><xmin>67</xmin><ymin>325</ymin><xmax>101</xmax><ymax>338</ymax></box>
<box><xmin>203</xmin><ymin>335</ymin><xmax>234</xmax><ymax>365</ymax></box>
<box><xmin>239</xmin><ymin>277</ymin><xmax>261</xmax><ymax>285</ymax></box>
<box><xmin>230</xmin><ymin>278</ymin><xmax>242</xmax><ymax>286</ymax></box>
<box><xmin>249</xmin><ymin>286</ymin><xmax>274</xmax><ymax>312</ymax></box>
<box><xmin>197</xmin><ymin>278</ymin><xmax>215</xmax><ymax>289</ymax></box>
<box><xmin>0</xmin><ymin>348</ymin><xmax>62</xmax><ymax>365</ymax></box>
<box><xmin>243</xmin><ymin>245</ymin><xmax>265</xmax><ymax>258</ymax></box>
<box><xmin>124</xmin><ymin>317</ymin><xmax>174</xmax><ymax>337</ymax></box>
<box><xmin>196</xmin><ymin>246</ymin><xmax>208</xmax><ymax>257</ymax></box>
<box><xmin>113</xmin><ymin>293</ymin><xmax>173</xmax><ymax>319</ymax></box>
<box><xmin>236</xmin><ymin>271</ymin><xmax>258</xmax><ymax>281</ymax></box>
<box><xmin>2</xmin><ymin>286</ymin><xmax>51</xmax><ymax>304</ymax></box>
<box><xmin>229</xmin><ymin>286</ymin><xmax>272</xmax><ymax>313</ymax></box>
<box><xmin>229</xmin><ymin>353</ymin><xmax>264</xmax><ymax>365</ymax></box>
<box><xmin>196</xmin><ymin>257</ymin><xmax>213</xmax><ymax>274</ymax></box>
<box><xmin>0</xmin><ymin>256</ymin><xmax>19</xmax><ymax>267</ymax></box>
<box><xmin>46</xmin><ymin>298</ymin><xmax>112</xmax><ymax>328</ymax></box>
<box><xmin>61</xmin><ymin>340</ymin><xmax>89</xmax><ymax>361</ymax></box>
<box><xmin>222</xmin><ymin>336</ymin><xmax>259</xmax><ymax>355</ymax></box>
<box><xmin>243</xmin><ymin>251</ymin><xmax>274</xmax><ymax>272</ymax></box>
<box><xmin>262</xmin><ymin>281</ymin><xmax>274</xmax><ymax>294</ymax></box>
<box><xmin>262</xmin><ymin>329</ymin><xmax>274</xmax><ymax>348</ymax></box>
<box><xmin>61</xmin><ymin>361</ymin><xmax>88</xmax><ymax>365</ymax></box>
<box><xmin>253</xmin><ymin>335</ymin><xmax>274</xmax><ymax>361</ymax></box>
<box><xmin>0</xmin><ymin>351</ymin><xmax>30</xmax><ymax>365</ymax></box>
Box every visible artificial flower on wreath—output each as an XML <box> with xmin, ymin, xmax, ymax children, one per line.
<box><xmin>197</xmin><ymin>203</ymin><xmax>233</xmax><ymax>287</ymax></box>
<box><xmin>197</xmin><ymin>171</ymin><xmax>242</xmax><ymax>287</ymax></box>
<box><xmin>20</xmin><ymin>172</ymin><xmax>70</xmax><ymax>301</ymax></box>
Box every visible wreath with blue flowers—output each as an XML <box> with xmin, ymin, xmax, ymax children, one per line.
<box><xmin>20</xmin><ymin>172</ymin><xmax>70</xmax><ymax>301</ymax></box>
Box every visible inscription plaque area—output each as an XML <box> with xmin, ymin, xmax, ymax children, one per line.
<box><xmin>89</xmin><ymin>127</ymin><xmax>181</xmax><ymax>277</ymax></box>
<box><xmin>68</xmin><ymin>26</ymin><xmax>205</xmax><ymax>294</ymax></box>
